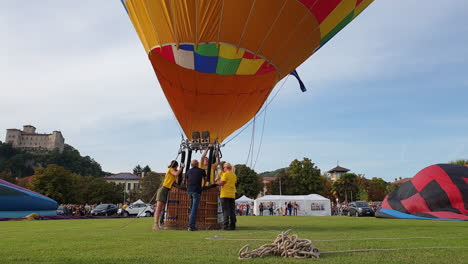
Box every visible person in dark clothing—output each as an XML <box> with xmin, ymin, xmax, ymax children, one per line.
<box><xmin>186</xmin><ymin>159</ymin><xmax>206</xmax><ymax>231</ymax></box>
<box><xmin>287</xmin><ymin>202</ymin><xmax>292</xmax><ymax>216</ymax></box>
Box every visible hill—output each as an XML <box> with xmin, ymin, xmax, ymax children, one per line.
<box><xmin>0</xmin><ymin>142</ymin><xmax>108</xmax><ymax>179</ymax></box>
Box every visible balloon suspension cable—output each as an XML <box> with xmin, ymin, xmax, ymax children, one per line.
<box><xmin>223</xmin><ymin>74</ymin><xmax>291</xmax><ymax>146</ymax></box>
<box><xmin>253</xmin><ymin>102</ymin><xmax>268</xmax><ymax>170</ymax></box>
<box><xmin>245</xmin><ymin>116</ymin><xmax>256</xmax><ymax>166</ymax></box>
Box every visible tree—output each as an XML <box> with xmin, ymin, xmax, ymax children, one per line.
<box><xmin>127</xmin><ymin>188</ymin><xmax>142</xmax><ymax>203</ymax></box>
<box><xmin>269</xmin><ymin>169</ymin><xmax>288</xmax><ymax>195</ymax></box>
<box><xmin>29</xmin><ymin>164</ymin><xmax>122</xmax><ymax>204</ymax></box>
<box><xmin>0</xmin><ymin>171</ymin><xmax>15</xmax><ymax>183</ymax></box>
<box><xmin>40</xmin><ymin>145</ymin><xmax>105</xmax><ymax>177</ymax></box>
<box><xmin>367</xmin><ymin>177</ymin><xmax>388</xmax><ymax>201</ymax></box>
<box><xmin>133</xmin><ymin>165</ymin><xmax>143</xmax><ymax>177</ymax></box>
<box><xmin>0</xmin><ymin>142</ymin><xmax>107</xmax><ymax>178</ymax></box>
<box><xmin>84</xmin><ymin>177</ymin><xmax>123</xmax><ymax>204</ymax></box>
<box><xmin>269</xmin><ymin>158</ymin><xmax>323</xmax><ymax>195</ymax></box>
<box><xmin>387</xmin><ymin>183</ymin><xmax>399</xmax><ymax>193</ymax></box>
<box><xmin>140</xmin><ymin>172</ymin><xmax>163</xmax><ymax>203</ymax></box>
<box><xmin>30</xmin><ymin>165</ymin><xmax>81</xmax><ymax>204</ymax></box>
<box><xmin>235</xmin><ymin>165</ymin><xmax>263</xmax><ymax>199</ymax></box>
<box><xmin>0</xmin><ymin>143</ymin><xmax>35</xmax><ymax>178</ymax></box>
<box><xmin>320</xmin><ymin>175</ymin><xmax>334</xmax><ymax>200</ymax></box>
<box><xmin>143</xmin><ymin>165</ymin><xmax>152</xmax><ymax>174</ymax></box>
<box><xmin>356</xmin><ymin>174</ymin><xmax>370</xmax><ymax>201</ymax></box>
<box><xmin>449</xmin><ymin>159</ymin><xmax>468</xmax><ymax>165</ymax></box>
<box><xmin>332</xmin><ymin>173</ymin><xmax>359</xmax><ymax>202</ymax></box>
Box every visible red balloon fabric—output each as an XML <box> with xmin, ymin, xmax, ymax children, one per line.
<box><xmin>376</xmin><ymin>164</ymin><xmax>468</xmax><ymax>221</ymax></box>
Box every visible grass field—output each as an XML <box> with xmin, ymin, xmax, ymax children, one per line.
<box><xmin>1</xmin><ymin>216</ymin><xmax>467</xmax><ymax>264</ymax></box>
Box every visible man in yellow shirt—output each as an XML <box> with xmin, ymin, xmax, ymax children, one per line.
<box><xmin>215</xmin><ymin>162</ymin><xmax>237</xmax><ymax>230</ymax></box>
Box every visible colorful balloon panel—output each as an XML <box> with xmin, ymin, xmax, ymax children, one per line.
<box><xmin>376</xmin><ymin>164</ymin><xmax>468</xmax><ymax>221</ymax></box>
<box><xmin>121</xmin><ymin>0</ymin><xmax>374</xmax><ymax>141</ymax></box>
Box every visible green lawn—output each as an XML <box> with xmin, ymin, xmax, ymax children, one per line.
<box><xmin>0</xmin><ymin>216</ymin><xmax>466</xmax><ymax>264</ymax></box>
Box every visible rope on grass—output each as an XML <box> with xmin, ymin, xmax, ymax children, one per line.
<box><xmin>238</xmin><ymin>229</ymin><xmax>320</xmax><ymax>259</ymax></box>
<box><xmin>321</xmin><ymin>246</ymin><xmax>468</xmax><ymax>254</ymax></box>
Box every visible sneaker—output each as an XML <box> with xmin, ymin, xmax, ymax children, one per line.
<box><xmin>188</xmin><ymin>227</ymin><xmax>198</xmax><ymax>231</ymax></box>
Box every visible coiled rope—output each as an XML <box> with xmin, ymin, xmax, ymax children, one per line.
<box><xmin>238</xmin><ymin>229</ymin><xmax>319</xmax><ymax>259</ymax></box>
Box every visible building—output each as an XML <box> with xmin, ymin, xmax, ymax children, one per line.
<box><xmin>105</xmin><ymin>173</ymin><xmax>141</xmax><ymax>193</ymax></box>
<box><xmin>390</xmin><ymin>177</ymin><xmax>411</xmax><ymax>185</ymax></box>
<box><xmin>5</xmin><ymin>125</ymin><xmax>65</xmax><ymax>153</ymax></box>
<box><xmin>262</xmin><ymin>176</ymin><xmax>277</xmax><ymax>196</ymax></box>
<box><xmin>327</xmin><ymin>165</ymin><xmax>350</xmax><ymax>181</ymax></box>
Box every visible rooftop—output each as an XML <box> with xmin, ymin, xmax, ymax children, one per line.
<box><xmin>328</xmin><ymin>166</ymin><xmax>350</xmax><ymax>173</ymax></box>
<box><xmin>105</xmin><ymin>173</ymin><xmax>141</xmax><ymax>181</ymax></box>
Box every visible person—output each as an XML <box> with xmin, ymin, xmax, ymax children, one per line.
<box><xmin>153</xmin><ymin>160</ymin><xmax>184</xmax><ymax>231</ymax></box>
<box><xmin>287</xmin><ymin>201</ymin><xmax>292</xmax><ymax>216</ymax></box>
<box><xmin>199</xmin><ymin>145</ymin><xmax>217</xmax><ymax>184</ymax></box>
<box><xmin>215</xmin><ymin>162</ymin><xmax>237</xmax><ymax>230</ymax></box>
<box><xmin>245</xmin><ymin>203</ymin><xmax>250</xmax><ymax>216</ymax></box>
<box><xmin>293</xmin><ymin>201</ymin><xmax>298</xmax><ymax>216</ymax></box>
<box><xmin>259</xmin><ymin>203</ymin><xmax>264</xmax><ymax>216</ymax></box>
<box><xmin>269</xmin><ymin>202</ymin><xmax>274</xmax><ymax>216</ymax></box>
<box><xmin>186</xmin><ymin>159</ymin><xmax>206</xmax><ymax>231</ymax></box>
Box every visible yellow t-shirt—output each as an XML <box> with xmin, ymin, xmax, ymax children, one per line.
<box><xmin>199</xmin><ymin>163</ymin><xmax>216</xmax><ymax>184</ymax></box>
<box><xmin>162</xmin><ymin>168</ymin><xmax>176</xmax><ymax>189</ymax></box>
<box><xmin>220</xmin><ymin>171</ymin><xmax>237</xmax><ymax>199</ymax></box>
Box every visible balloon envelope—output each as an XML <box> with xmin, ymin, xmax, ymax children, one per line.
<box><xmin>376</xmin><ymin>164</ymin><xmax>468</xmax><ymax>221</ymax></box>
<box><xmin>121</xmin><ymin>0</ymin><xmax>374</xmax><ymax>141</ymax></box>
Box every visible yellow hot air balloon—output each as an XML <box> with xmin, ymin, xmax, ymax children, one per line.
<box><xmin>121</xmin><ymin>0</ymin><xmax>373</xmax><ymax>142</ymax></box>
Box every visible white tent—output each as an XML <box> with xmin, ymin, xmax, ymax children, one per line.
<box><xmin>236</xmin><ymin>195</ymin><xmax>254</xmax><ymax>204</ymax></box>
<box><xmin>132</xmin><ymin>199</ymin><xmax>146</xmax><ymax>205</ymax></box>
<box><xmin>254</xmin><ymin>194</ymin><xmax>331</xmax><ymax>216</ymax></box>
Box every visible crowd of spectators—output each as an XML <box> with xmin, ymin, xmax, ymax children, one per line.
<box><xmin>258</xmin><ymin>201</ymin><xmax>299</xmax><ymax>216</ymax></box>
<box><xmin>57</xmin><ymin>203</ymin><xmax>127</xmax><ymax>216</ymax></box>
<box><xmin>236</xmin><ymin>203</ymin><xmax>252</xmax><ymax>216</ymax></box>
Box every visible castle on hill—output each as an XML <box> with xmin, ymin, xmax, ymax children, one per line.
<box><xmin>5</xmin><ymin>125</ymin><xmax>65</xmax><ymax>153</ymax></box>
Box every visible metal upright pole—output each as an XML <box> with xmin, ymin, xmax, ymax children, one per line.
<box><xmin>178</xmin><ymin>150</ymin><xmax>186</xmax><ymax>185</ymax></box>
<box><xmin>279</xmin><ymin>176</ymin><xmax>282</xmax><ymax>196</ymax></box>
<box><xmin>184</xmin><ymin>149</ymin><xmax>192</xmax><ymax>185</ymax></box>
<box><xmin>207</xmin><ymin>147</ymin><xmax>214</xmax><ymax>183</ymax></box>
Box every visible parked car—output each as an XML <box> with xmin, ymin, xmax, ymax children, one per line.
<box><xmin>347</xmin><ymin>201</ymin><xmax>374</xmax><ymax>217</ymax></box>
<box><xmin>56</xmin><ymin>206</ymin><xmax>69</xmax><ymax>216</ymax></box>
<box><xmin>122</xmin><ymin>201</ymin><xmax>154</xmax><ymax>217</ymax></box>
<box><xmin>91</xmin><ymin>204</ymin><xmax>117</xmax><ymax>216</ymax></box>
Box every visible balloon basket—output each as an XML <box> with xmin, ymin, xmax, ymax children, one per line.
<box><xmin>164</xmin><ymin>187</ymin><xmax>222</xmax><ymax>230</ymax></box>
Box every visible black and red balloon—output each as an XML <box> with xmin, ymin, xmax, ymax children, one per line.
<box><xmin>376</xmin><ymin>164</ymin><xmax>468</xmax><ymax>221</ymax></box>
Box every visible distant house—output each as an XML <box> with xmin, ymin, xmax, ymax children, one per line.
<box><xmin>390</xmin><ymin>177</ymin><xmax>411</xmax><ymax>185</ymax></box>
<box><xmin>327</xmin><ymin>165</ymin><xmax>350</xmax><ymax>181</ymax></box>
<box><xmin>105</xmin><ymin>173</ymin><xmax>141</xmax><ymax>193</ymax></box>
<box><xmin>16</xmin><ymin>176</ymin><xmax>34</xmax><ymax>187</ymax></box>
<box><xmin>259</xmin><ymin>168</ymin><xmax>285</xmax><ymax>196</ymax></box>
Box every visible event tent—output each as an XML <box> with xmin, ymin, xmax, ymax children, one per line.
<box><xmin>235</xmin><ymin>195</ymin><xmax>254</xmax><ymax>204</ymax></box>
<box><xmin>0</xmin><ymin>179</ymin><xmax>58</xmax><ymax>218</ymax></box>
<box><xmin>132</xmin><ymin>199</ymin><xmax>147</xmax><ymax>205</ymax></box>
<box><xmin>254</xmin><ymin>194</ymin><xmax>331</xmax><ymax>216</ymax></box>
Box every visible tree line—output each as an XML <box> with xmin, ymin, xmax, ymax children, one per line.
<box><xmin>0</xmin><ymin>142</ymin><xmax>107</xmax><ymax>179</ymax></box>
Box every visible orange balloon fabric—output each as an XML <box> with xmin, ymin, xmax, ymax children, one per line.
<box><xmin>121</xmin><ymin>0</ymin><xmax>374</xmax><ymax>141</ymax></box>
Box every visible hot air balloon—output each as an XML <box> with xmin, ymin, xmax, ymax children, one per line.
<box><xmin>376</xmin><ymin>164</ymin><xmax>468</xmax><ymax>221</ymax></box>
<box><xmin>121</xmin><ymin>0</ymin><xmax>374</xmax><ymax>166</ymax></box>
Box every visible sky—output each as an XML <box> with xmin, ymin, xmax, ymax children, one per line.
<box><xmin>1</xmin><ymin>1</ymin><xmax>467</xmax><ymax>182</ymax></box>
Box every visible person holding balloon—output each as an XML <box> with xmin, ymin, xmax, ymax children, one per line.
<box><xmin>216</xmin><ymin>162</ymin><xmax>237</xmax><ymax>230</ymax></box>
<box><xmin>153</xmin><ymin>160</ymin><xmax>184</xmax><ymax>231</ymax></box>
